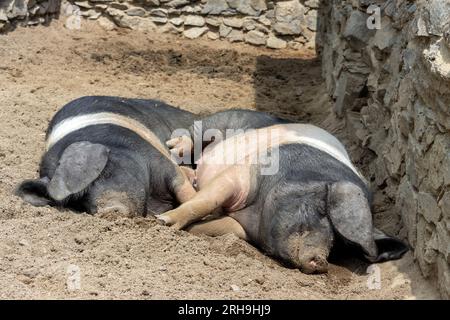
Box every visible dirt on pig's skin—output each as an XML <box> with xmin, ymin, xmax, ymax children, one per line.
<box><xmin>0</xmin><ymin>20</ymin><xmax>439</xmax><ymax>299</ymax></box>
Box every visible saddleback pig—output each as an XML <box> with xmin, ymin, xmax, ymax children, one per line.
<box><xmin>16</xmin><ymin>96</ymin><xmax>197</xmax><ymax>216</ymax></box>
<box><xmin>157</xmin><ymin>110</ymin><xmax>409</xmax><ymax>273</ymax></box>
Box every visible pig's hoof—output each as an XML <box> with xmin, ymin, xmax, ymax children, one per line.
<box><xmin>155</xmin><ymin>214</ymin><xmax>174</xmax><ymax>226</ymax></box>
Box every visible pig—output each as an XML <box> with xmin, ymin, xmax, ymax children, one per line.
<box><xmin>16</xmin><ymin>96</ymin><xmax>197</xmax><ymax>216</ymax></box>
<box><xmin>157</xmin><ymin>110</ymin><xmax>409</xmax><ymax>274</ymax></box>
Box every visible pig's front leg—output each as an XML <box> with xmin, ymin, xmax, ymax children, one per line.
<box><xmin>186</xmin><ymin>216</ymin><xmax>248</xmax><ymax>240</ymax></box>
<box><xmin>166</xmin><ymin>135</ymin><xmax>193</xmax><ymax>159</ymax></box>
<box><xmin>156</xmin><ymin>168</ymin><xmax>239</xmax><ymax>230</ymax></box>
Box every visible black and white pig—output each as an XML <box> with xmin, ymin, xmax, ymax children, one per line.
<box><xmin>16</xmin><ymin>96</ymin><xmax>197</xmax><ymax>216</ymax></box>
<box><xmin>157</xmin><ymin>110</ymin><xmax>409</xmax><ymax>274</ymax></box>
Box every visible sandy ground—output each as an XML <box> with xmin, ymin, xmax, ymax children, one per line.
<box><xmin>0</xmin><ymin>20</ymin><xmax>440</xmax><ymax>299</ymax></box>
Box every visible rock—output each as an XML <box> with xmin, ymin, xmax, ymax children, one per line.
<box><xmin>81</xmin><ymin>9</ymin><xmax>101</xmax><ymax>20</ymax></box>
<box><xmin>305</xmin><ymin>9</ymin><xmax>317</xmax><ymax>31</ymax></box>
<box><xmin>207</xmin><ymin>31</ymin><xmax>219</xmax><ymax>40</ymax></box>
<box><xmin>272</xmin><ymin>1</ymin><xmax>306</xmax><ymax>35</ymax></box>
<box><xmin>98</xmin><ymin>16</ymin><xmax>116</xmax><ymax>31</ymax></box>
<box><xmin>18</xmin><ymin>239</ymin><xmax>29</xmax><ymax>246</ymax></box>
<box><xmin>243</xmin><ymin>19</ymin><xmax>256</xmax><ymax>31</ymax></box>
<box><xmin>273</xmin><ymin>22</ymin><xmax>302</xmax><ymax>36</ymax></box>
<box><xmin>108</xmin><ymin>8</ymin><xmax>156</xmax><ymax>31</ymax></box>
<box><xmin>202</xmin><ymin>0</ymin><xmax>229</xmax><ymax>15</ymax></box>
<box><xmin>65</xmin><ymin>15</ymin><xmax>82</xmax><ymax>30</ymax></box>
<box><xmin>426</xmin><ymin>0</ymin><xmax>450</xmax><ymax>36</ymax></box>
<box><xmin>143</xmin><ymin>0</ymin><xmax>160</xmax><ymax>5</ymax></box>
<box><xmin>6</xmin><ymin>0</ymin><xmax>27</xmax><ymax>19</ymax></box>
<box><xmin>223</xmin><ymin>17</ymin><xmax>244</xmax><ymax>29</ymax></box>
<box><xmin>230</xmin><ymin>284</ymin><xmax>240</xmax><ymax>292</ymax></box>
<box><xmin>150</xmin><ymin>8</ymin><xmax>168</xmax><ymax>17</ymax></box>
<box><xmin>183</xmin><ymin>26</ymin><xmax>208</xmax><ymax>39</ymax></box>
<box><xmin>305</xmin><ymin>0</ymin><xmax>319</xmax><ymax>9</ymax></box>
<box><xmin>267</xmin><ymin>36</ymin><xmax>287</xmax><ymax>49</ymax></box>
<box><xmin>126</xmin><ymin>7</ymin><xmax>147</xmax><ymax>17</ymax></box>
<box><xmin>417</xmin><ymin>192</ymin><xmax>442</xmax><ymax>224</ymax></box>
<box><xmin>258</xmin><ymin>15</ymin><xmax>271</xmax><ymax>26</ymax></box>
<box><xmin>74</xmin><ymin>1</ymin><xmax>92</xmax><ymax>9</ymax></box>
<box><xmin>219</xmin><ymin>23</ymin><xmax>232</xmax><ymax>37</ymax></box>
<box><xmin>205</xmin><ymin>17</ymin><xmax>220</xmax><ymax>27</ymax></box>
<box><xmin>170</xmin><ymin>17</ymin><xmax>184</xmax><ymax>26</ymax></box>
<box><xmin>181</xmin><ymin>5</ymin><xmax>202</xmax><ymax>14</ymax></box>
<box><xmin>184</xmin><ymin>15</ymin><xmax>205</xmax><ymax>27</ymax></box>
<box><xmin>151</xmin><ymin>16</ymin><xmax>168</xmax><ymax>24</ymax></box>
<box><xmin>110</xmin><ymin>3</ymin><xmax>128</xmax><ymax>10</ymax></box>
<box><xmin>343</xmin><ymin>10</ymin><xmax>376</xmax><ymax>49</ymax></box>
<box><xmin>167</xmin><ymin>0</ymin><xmax>190</xmax><ymax>8</ymax></box>
<box><xmin>227</xmin><ymin>29</ymin><xmax>244</xmax><ymax>42</ymax></box>
<box><xmin>245</xmin><ymin>30</ymin><xmax>266</xmax><ymax>45</ymax></box>
<box><xmin>228</xmin><ymin>0</ymin><xmax>267</xmax><ymax>16</ymax></box>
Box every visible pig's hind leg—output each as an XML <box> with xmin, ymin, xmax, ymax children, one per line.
<box><xmin>186</xmin><ymin>216</ymin><xmax>248</xmax><ymax>240</ymax></box>
<box><xmin>156</xmin><ymin>167</ymin><xmax>240</xmax><ymax>230</ymax></box>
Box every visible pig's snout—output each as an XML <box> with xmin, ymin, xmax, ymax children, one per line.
<box><xmin>297</xmin><ymin>251</ymin><xmax>329</xmax><ymax>274</ymax></box>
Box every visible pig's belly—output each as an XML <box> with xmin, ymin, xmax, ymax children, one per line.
<box><xmin>196</xmin><ymin>163</ymin><xmax>252</xmax><ymax>212</ymax></box>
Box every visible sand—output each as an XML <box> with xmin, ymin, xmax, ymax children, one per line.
<box><xmin>0</xmin><ymin>20</ymin><xmax>440</xmax><ymax>299</ymax></box>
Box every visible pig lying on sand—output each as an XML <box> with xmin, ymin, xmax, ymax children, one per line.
<box><xmin>16</xmin><ymin>96</ymin><xmax>196</xmax><ymax>216</ymax></box>
<box><xmin>157</xmin><ymin>110</ymin><xmax>409</xmax><ymax>273</ymax></box>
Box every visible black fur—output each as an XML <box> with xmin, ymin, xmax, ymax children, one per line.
<box><xmin>16</xmin><ymin>96</ymin><xmax>197</xmax><ymax>215</ymax></box>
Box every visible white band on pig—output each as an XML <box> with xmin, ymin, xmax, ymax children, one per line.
<box><xmin>46</xmin><ymin>112</ymin><xmax>173</xmax><ymax>162</ymax></box>
<box><xmin>281</xmin><ymin>124</ymin><xmax>366</xmax><ymax>182</ymax></box>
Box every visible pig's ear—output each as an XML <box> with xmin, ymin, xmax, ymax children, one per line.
<box><xmin>327</xmin><ymin>181</ymin><xmax>378</xmax><ymax>258</ymax></box>
<box><xmin>15</xmin><ymin>177</ymin><xmax>53</xmax><ymax>206</ymax></box>
<box><xmin>367</xmin><ymin>228</ymin><xmax>410</xmax><ymax>262</ymax></box>
<box><xmin>48</xmin><ymin>142</ymin><xmax>110</xmax><ymax>201</ymax></box>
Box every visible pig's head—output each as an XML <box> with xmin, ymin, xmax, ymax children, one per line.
<box><xmin>16</xmin><ymin>141</ymin><xmax>149</xmax><ymax>215</ymax></box>
<box><xmin>262</xmin><ymin>180</ymin><xmax>409</xmax><ymax>274</ymax></box>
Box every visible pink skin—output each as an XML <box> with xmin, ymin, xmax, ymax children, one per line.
<box><xmin>156</xmin><ymin>124</ymin><xmax>356</xmax><ymax>232</ymax></box>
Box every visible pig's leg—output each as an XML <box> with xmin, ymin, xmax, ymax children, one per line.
<box><xmin>156</xmin><ymin>167</ymin><xmax>240</xmax><ymax>230</ymax></box>
<box><xmin>171</xmin><ymin>166</ymin><xmax>197</xmax><ymax>204</ymax></box>
<box><xmin>186</xmin><ymin>216</ymin><xmax>248</xmax><ymax>240</ymax></box>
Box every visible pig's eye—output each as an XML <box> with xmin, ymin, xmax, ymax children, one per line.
<box><xmin>210</xmin><ymin>136</ymin><xmax>216</xmax><ymax>142</ymax></box>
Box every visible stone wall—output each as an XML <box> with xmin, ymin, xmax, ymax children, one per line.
<box><xmin>0</xmin><ymin>0</ymin><xmax>60</xmax><ymax>30</ymax></box>
<box><xmin>320</xmin><ymin>0</ymin><xmax>449</xmax><ymax>298</ymax></box>
<box><xmin>0</xmin><ymin>0</ymin><xmax>320</xmax><ymax>50</ymax></box>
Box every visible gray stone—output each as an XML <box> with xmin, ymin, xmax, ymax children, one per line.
<box><xmin>223</xmin><ymin>17</ymin><xmax>244</xmax><ymax>29</ymax></box>
<box><xmin>98</xmin><ymin>16</ymin><xmax>116</xmax><ymax>31</ymax></box>
<box><xmin>110</xmin><ymin>3</ymin><xmax>128</xmax><ymax>10</ymax></box>
<box><xmin>227</xmin><ymin>29</ymin><xmax>244</xmax><ymax>42</ymax></box>
<box><xmin>170</xmin><ymin>17</ymin><xmax>184</xmax><ymax>26</ymax></box>
<box><xmin>258</xmin><ymin>15</ymin><xmax>271</xmax><ymax>26</ymax></box>
<box><xmin>343</xmin><ymin>10</ymin><xmax>376</xmax><ymax>49</ymax></box>
<box><xmin>181</xmin><ymin>5</ymin><xmax>202</xmax><ymax>14</ymax></box>
<box><xmin>202</xmin><ymin>0</ymin><xmax>228</xmax><ymax>15</ymax></box>
<box><xmin>65</xmin><ymin>15</ymin><xmax>82</xmax><ymax>30</ymax></box>
<box><xmin>305</xmin><ymin>0</ymin><xmax>319</xmax><ymax>9</ymax></box>
<box><xmin>219</xmin><ymin>23</ymin><xmax>232</xmax><ymax>37</ymax></box>
<box><xmin>273</xmin><ymin>0</ymin><xmax>306</xmax><ymax>35</ymax></box>
<box><xmin>205</xmin><ymin>17</ymin><xmax>220</xmax><ymax>27</ymax></box>
<box><xmin>244</xmin><ymin>30</ymin><xmax>266</xmax><ymax>45</ymax></box>
<box><xmin>207</xmin><ymin>31</ymin><xmax>219</xmax><ymax>40</ymax></box>
<box><xmin>426</xmin><ymin>0</ymin><xmax>450</xmax><ymax>36</ymax></box>
<box><xmin>267</xmin><ymin>35</ymin><xmax>287</xmax><ymax>49</ymax></box>
<box><xmin>81</xmin><ymin>9</ymin><xmax>102</xmax><ymax>20</ymax></box>
<box><xmin>151</xmin><ymin>16</ymin><xmax>168</xmax><ymax>24</ymax></box>
<box><xmin>183</xmin><ymin>26</ymin><xmax>208</xmax><ymax>39</ymax></box>
<box><xmin>227</xmin><ymin>0</ymin><xmax>267</xmax><ymax>16</ymax></box>
<box><xmin>167</xmin><ymin>0</ymin><xmax>190</xmax><ymax>8</ymax></box>
<box><xmin>74</xmin><ymin>1</ymin><xmax>93</xmax><ymax>9</ymax></box>
<box><xmin>417</xmin><ymin>192</ymin><xmax>442</xmax><ymax>224</ymax></box>
<box><xmin>184</xmin><ymin>15</ymin><xmax>205</xmax><ymax>27</ymax></box>
<box><xmin>126</xmin><ymin>7</ymin><xmax>147</xmax><ymax>17</ymax></box>
<box><xmin>150</xmin><ymin>8</ymin><xmax>168</xmax><ymax>17</ymax></box>
<box><xmin>273</xmin><ymin>21</ymin><xmax>302</xmax><ymax>35</ymax></box>
<box><xmin>305</xmin><ymin>9</ymin><xmax>317</xmax><ymax>31</ymax></box>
